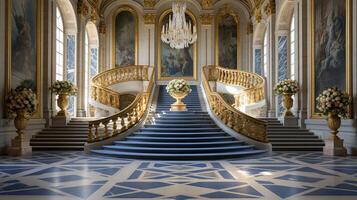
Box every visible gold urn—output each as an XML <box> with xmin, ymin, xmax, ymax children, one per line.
<box><xmin>14</xmin><ymin>111</ymin><xmax>29</xmax><ymax>136</ymax></box>
<box><xmin>327</xmin><ymin>113</ymin><xmax>341</xmax><ymax>139</ymax></box>
<box><xmin>282</xmin><ymin>93</ymin><xmax>294</xmax><ymax>117</ymax></box>
<box><xmin>57</xmin><ymin>94</ymin><xmax>69</xmax><ymax>117</ymax></box>
<box><xmin>169</xmin><ymin>92</ymin><xmax>189</xmax><ymax>111</ymax></box>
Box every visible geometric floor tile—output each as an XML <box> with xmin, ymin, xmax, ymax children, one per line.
<box><xmin>0</xmin><ymin>151</ymin><xmax>356</xmax><ymax>199</ymax></box>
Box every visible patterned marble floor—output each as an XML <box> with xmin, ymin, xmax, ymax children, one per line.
<box><xmin>0</xmin><ymin>152</ymin><xmax>357</xmax><ymax>200</ymax></box>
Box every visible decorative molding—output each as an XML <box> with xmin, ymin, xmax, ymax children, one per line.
<box><xmin>90</xmin><ymin>9</ymin><xmax>97</xmax><ymax>23</ymax></box>
<box><xmin>201</xmin><ymin>0</ymin><xmax>213</xmax><ymax>9</ymax></box>
<box><xmin>246</xmin><ymin>22</ymin><xmax>253</xmax><ymax>34</ymax></box>
<box><xmin>98</xmin><ymin>18</ymin><xmax>106</xmax><ymax>34</ymax></box>
<box><xmin>143</xmin><ymin>13</ymin><xmax>156</xmax><ymax>24</ymax></box>
<box><xmin>143</xmin><ymin>0</ymin><xmax>156</xmax><ymax>8</ymax></box>
<box><xmin>264</xmin><ymin>0</ymin><xmax>276</xmax><ymax>16</ymax></box>
<box><xmin>77</xmin><ymin>0</ymin><xmax>89</xmax><ymax>17</ymax></box>
<box><xmin>254</xmin><ymin>8</ymin><xmax>262</xmax><ymax>23</ymax></box>
<box><xmin>200</xmin><ymin>14</ymin><xmax>213</xmax><ymax>25</ymax></box>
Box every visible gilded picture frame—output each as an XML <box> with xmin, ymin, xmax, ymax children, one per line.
<box><xmin>5</xmin><ymin>0</ymin><xmax>42</xmax><ymax>118</ymax></box>
<box><xmin>215</xmin><ymin>6</ymin><xmax>241</xmax><ymax>70</ymax></box>
<box><xmin>310</xmin><ymin>0</ymin><xmax>352</xmax><ymax>118</ymax></box>
<box><xmin>112</xmin><ymin>6</ymin><xmax>138</xmax><ymax>68</ymax></box>
<box><xmin>157</xmin><ymin>9</ymin><xmax>197</xmax><ymax>81</ymax></box>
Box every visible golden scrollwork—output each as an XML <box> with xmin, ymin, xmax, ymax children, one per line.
<box><xmin>200</xmin><ymin>14</ymin><xmax>213</xmax><ymax>25</ymax></box>
<box><xmin>143</xmin><ymin>13</ymin><xmax>156</xmax><ymax>24</ymax></box>
<box><xmin>202</xmin><ymin>66</ymin><xmax>268</xmax><ymax>143</ymax></box>
<box><xmin>143</xmin><ymin>0</ymin><xmax>156</xmax><ymax>8</ymax></box>
<box><xmin>77</xmin><ymin>0</ymin><xmax>89</xmax><ymax>16</ymax></box>
<box><xmin>88</xmin><ymin>70</ymin><xmax>155</xmax><ymax>143</ymax></box>
<box><xmin>264</xmin><ymin>0</ymin><xmax>276</xmax><ymax>16</ymax></box>
<box><xmin>254</xmin><ymin>8</ymin><xmax>262</xmax><ymax>23</ymax></box>
<box><xmin>201</xmin><ymin>0</ymin><xmax>213</xmax><ymax>9</ymax></box>
<box><xmin>90</xmin><ymin>9</ymin><xmax>97</xmax><ymax>23</ymax></box>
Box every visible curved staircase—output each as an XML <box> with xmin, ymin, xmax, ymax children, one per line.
<box><xmin>91</xmin><ymin>86</ymin><xmax>266</xmax><ymax>159</ymax></box>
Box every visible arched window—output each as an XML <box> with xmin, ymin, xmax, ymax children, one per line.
<box><xmin>263</xmin><ymin>31</ymin><xmax>269</xmax><ymax>77</ymax></box>
<box><xmin>55</xmin><ymin>7</ymin><xmax>64</xmax><ymax>81</ymax></box>
<box><xmin>290</xmin><ymin>14</ymin><xmax>296</xmax><ymax>80</ymax></box>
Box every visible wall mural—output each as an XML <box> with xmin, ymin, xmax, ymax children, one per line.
<box><xmin>158</xmin><ymin>11</ymin><xmax>196</xmax><ymax>80</ymax></box>
<box><xmin>113</xmin><ymin>8</ymin><xmax>137</xmax><ymax>67</ymax></box>
<box><xmin>6</xmin><ymin>0</ymin><xmax>42</xmax><ymax>118</ymax></box>
<box><xmin>310</xmin><ymin>0</ymin><xmax>352</xmax><ymax>118</ymax></box>
<box><xmin>216</xmin><ymin>13</ymin><xmax>239</xmax><ymax>69</ymax></box>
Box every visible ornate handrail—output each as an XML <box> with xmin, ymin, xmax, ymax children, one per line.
<box><xmin>202</xmin><ymin>66</ymin><xmax>268</xmax><ymax>143</ymax></box>
<box><xmin>207</xmin><ymin>65</ymin><xmax>265</xmax><ymax>106</ymax></box>
<box><xmin>90</xmin><ymin>65</ymin><xmax>150</xmax><ymax>109</ymax></box>
<box><xmin>88</xmin><ymin>70</ymin><xmax>155</xmax><ymax>143</ymax></box>
<box><xmin>92</xmin><ymin>65</ymin><xmax>149</xmax><ymax>87</ymax></box>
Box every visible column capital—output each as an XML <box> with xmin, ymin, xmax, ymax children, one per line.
<box><xmin>200</xmin><ymin>14</ymin><xmax>214</xmax><ymax>25</ymax></box>
<box><xmin>143</xmin><ymin>13</ymin><xmax>156</xmax><ymax>25</ymax></box>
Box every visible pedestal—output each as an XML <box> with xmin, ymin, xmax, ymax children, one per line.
<box><xmin>278</xmin><ymin>116</ymin><xmax>298</xmax><ymax>127</ymax></box>
<box><xmin>52</xmin><ymin>116</ymin><xmax>69</xmax><ymax>127</ymax></box>
<box><xmin>7</xmin><ymin>135</ymin><xmax>32</xmax><ymax>156</ymax></box>
<box><xmin>170</xmin><ymin>103</ymin><xmax>187</xmax><ymax>111</ymax></box>
<box><xmin>323</xmin><ymin>137</ymin><xmax>347</xmax><ymax>156</ymax></box>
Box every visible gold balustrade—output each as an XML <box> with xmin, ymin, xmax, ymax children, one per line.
<box><xmin>206</xmin><ymin>65</ymin><xmax>265</xmax><ymax>106</ymax></box>
<box><xmin>87</xmin><ymin>70</ymin><xmax>155</xmax><ymax>143</ymax></box>
<box><xmin>202</xmin><ymin>66</ymin><xmax>268</xmax><ymax>143</ymax></box>
<box><xmin>90</xmin><ymin>65</ymin><xmax>150</xmax><ymax>109</ymax></box>
<box><xmin>92</xmin><ymin>65</ymin><xmax>149</xmax><ymax>87</ymax></box>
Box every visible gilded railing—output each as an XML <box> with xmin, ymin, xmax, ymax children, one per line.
<box><xmin>88</xmin><ymin>70</ymin><xmax>155</xmax><ymax>143</ymax></box>
<box><xmin>207</xmin><ymin>65</ymin><xmax>265</xmax><ymax>106</ymax></box>
<box><xmin>92</xmin><ymin>65</ymin><xmax>149</xmax><ymax>87</ymax></box>
<box><xmin>90</xmin><ymin>65</ymin><xmax>150</xmax><ymax>108</ymax></box>
<box><xmin>202</xmin><ymin>66</ymin><xmax>268</xmax><ymax>143</ymax></box>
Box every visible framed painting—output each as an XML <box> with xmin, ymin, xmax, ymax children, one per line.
<box><xmin>5</xmin><ymin>0</ymin><xmax>42</xmax><ymax>118</ymax></box>
<box><xmin>310</xmin><ymin>0</ymin><xmax>352</xmax><ymax>118</ymax></box>
<box><xmin>215</xmin><ymin>6</ymin><xmax>240</xmax><ymax>69</ymax></box>
<box><xmin>112</xmin><ymin>6</ymin><xmax>138</xmax><ymax>67</ymax></box>
<box><xmin>157</xmin><ymin>9</ymin><xmax>197</xmax><ymax>81</ymax></box>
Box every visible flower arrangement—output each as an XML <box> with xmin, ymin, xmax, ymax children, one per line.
<box><xmin>6</xmin><ymin>87</ymin><xmax>37</xmax><ymax>118</ymax></box>
<box><xmin>49</xmin><ymin>80</ymin><xmax>77</xmax><ymax>95</ymax></box>
<box><xmin>316</xmin><ymin>87</ymin><xmax>351</xmax><ymax>118</ymax></box>
<box><xmin>166</xmin><ymin>79</ymin><xmax>192</xmax><ymax>94</ymax></box>
<box><xmin>274</xmin><ymin>79</ymin><xmax>299</xmax><ymax>95</ymax></box>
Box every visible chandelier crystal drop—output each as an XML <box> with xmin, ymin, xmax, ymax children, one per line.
<box><xmin>161</xmin><ymin>0</ymin><xmax>197</xmax><ymax>49</ymax></box>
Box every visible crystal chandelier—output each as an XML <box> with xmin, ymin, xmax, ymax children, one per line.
<box><xmin>161</xmin><ymin>0</ymin><xmax>197</xmax><ymax>49</ymax></box>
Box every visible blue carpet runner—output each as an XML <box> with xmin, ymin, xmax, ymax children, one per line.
<box><xmin>92</xmin><ymin>85</ymin><xmax>265</xmax><ymax>159</ymax></box>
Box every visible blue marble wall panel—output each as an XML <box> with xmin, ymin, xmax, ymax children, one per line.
<box><xmin>66</xmin><ymin>35</ymin><xmax>76</xmax><ymax>116</ymax></box>
<box><xmin>277</xmin><ymin>36</ymin><xmax>288</xmax><ymax>116</ymax></box>
<box><xmin>255</xmin><ymin>49</ymin><xmax>262</xmax><ymax>76</ymax></box>
<box><xmin>90</xmin><ymin>48</ymin><xmax>98</xmax><ymax>77</ymax></box>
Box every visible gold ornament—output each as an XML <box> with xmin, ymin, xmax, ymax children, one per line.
<box><xmin>143</xmin><ymin>0</ymin><xmax>155</xmax><ymax>8</ymax></box>
<box><xmin>264</xmin><ymin>0</ymin><xmax>276</xmax><ymax>16</ymax></box>
<box><xmin>57</xmin><ymin>94</ymin><xmax>69</xmax><ymax>117</ymax></box>
<box><xmin>327</xmin><ymin>113</ymin><xmax>341</xmax><ymax>139</ymax></box>
<box><xmin>143</xmin><ymin>13</ymin><xmax>156</xmax><ymax>24</ymax></box>
<box><xmin>169</xmin><ymin>92</ymin><xmax>189</xmax><ymax>111</ymax></box>
<box><xmin>200</xmin><ymin>14</ymin><xmax>213</xmax><ymax>25</ymax></box>
<box><xmin>282</xmin><ymin>93</ymin><xmax>294</xmax><ymax>117</ymax></box>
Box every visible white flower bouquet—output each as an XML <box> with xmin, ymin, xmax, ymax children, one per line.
<box><xmin>274</xmin><ymin>79</ymin><xmax>299</xmax><ymax>95</ymax></box>
<box><xmin>316</xmin><ymin>87</ymin><xmax>351</xmax><ymax>118</ymax></box>
<box><xmin>166</xmin><ymin>79</ymin><xmax>191</xmax><ymax>94</ymax></box>
<box><xmin>6</xmin><ymin>87</ymin><xmax>37</xmax><ymax>118</ymax></box>
<box><xmin>49</xmin><ymin>80</ymin><xmax>77</xmax><ymax>95</ymax></box>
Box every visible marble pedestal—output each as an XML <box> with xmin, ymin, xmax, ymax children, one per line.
<box><xmin>279</xmin><ymin>116</ymin><xmax>298</xmax><ymax>127</ymax></box>
<box><xmin>323</xmin><ymin>137</ymin><xmax>347</xmax><ymax>156</ymax></box>
<box><xmin>52</xmin><ymin>116</ymin><xmax>69</xmax><ymax>127</ymax></box>
<box><xmin>7</xmin><ymin>135</ymin><xmax>32</xmax><ymax>156</ymax></box>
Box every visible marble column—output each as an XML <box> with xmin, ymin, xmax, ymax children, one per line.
<box><xmin>277</xmin><ymin>35</ymin><xmax>288</xmax><ymax>117</ymax></box>
<box><xmin>76</xmin><ymin>13</ymin><xmax>87</xmax><ymax>117</ymax></box>
<box><xmin>98</xmin><ymin>18</ymin><xmax>106</xmax><ymax>73</ymax></box>
<box><xmin>267</xmin><ymin>14</ymin><xmax>276</xmax><ymax>118</ymax></box>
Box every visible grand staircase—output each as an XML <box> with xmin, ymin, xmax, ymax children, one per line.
<box><xmin>91</xmin><ymin>86</ymin><xmax>266</xmax><ymax>159</ymax></box>
<box><xmin>30</xmin><ymin>118</ymin><xmax>90</xmax><ymax>150</ymax></box>
<box><xmin>262</xmin><ymin>118</ymin><xmax>324</xmax><ymax>151</ymax></box>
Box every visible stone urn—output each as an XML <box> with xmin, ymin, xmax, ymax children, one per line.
<box><xmin>282</xmin><ymin>93</ymin><xmax>294</xmax><ymax>117</ymax></box>
<box><xmin>324</xmin><ymin>113</ymin><xmax>347</xmax><ymax>156</ymax></box>
<box><xmin>57</xmin><ymin>94</ymin><xmax>69</xmax><ymax>117</ymax></box>
<box><xmin>169</xmin><ymin>91</ymin><xmax>189</xmax><ymax>111</ymax></box>
<box><xmin>7</xmin><ymin>111</ymin><xmax>32</xmax><ymax>156</ymax></box>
